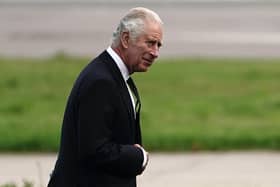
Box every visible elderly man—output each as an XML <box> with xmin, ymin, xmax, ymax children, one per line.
<box><xmin>48</xmin><ymin>7</ymin><xmax>163</xmax><ymax>187</ymax></box>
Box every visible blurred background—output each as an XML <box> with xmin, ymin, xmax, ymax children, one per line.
<box><xmin>1</xmin><ymin>0</ymin><xmax>280</xmax><ymax>58</ymax></box>
<box><xmin>1</xmin><ymin>0</ymin><xmax>280</xmax><ymax>187</ymax></box>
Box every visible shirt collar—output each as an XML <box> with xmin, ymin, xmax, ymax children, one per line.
<box><xmin>106</xmin><ymin>46</ymin><xmax>130</xmax><ymax>81</ymax></box>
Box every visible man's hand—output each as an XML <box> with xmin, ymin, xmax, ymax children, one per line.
<box><xmin>134</xmin><ymin>144</ymin><xmax>149</xmax><ymax>171</ymax></box>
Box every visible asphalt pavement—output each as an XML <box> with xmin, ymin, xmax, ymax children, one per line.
<box><xmin>1</xmin><ymin>1</ymin><xmax>280</xmax><ymax>58</ymax></box>
<box><xmin>1</xmin><ymin>152</ymin><xmax>280</xmax><ymax>187</ymax></box>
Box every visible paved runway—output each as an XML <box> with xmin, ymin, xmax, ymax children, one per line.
<box><xmin>1</xmin><ymin>1</ymin><xmax>280</xmax><ymax>58</ymax></box>
<box><xmin>1</xmin><ymin>152</ymin><xmax>280</xmax><ymax>187</ymax></box>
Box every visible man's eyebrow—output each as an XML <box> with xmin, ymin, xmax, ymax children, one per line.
<box><xmin>146</xmin><ymin>38</ymin><xmax>163</xmax><ymax>47</ymax></box>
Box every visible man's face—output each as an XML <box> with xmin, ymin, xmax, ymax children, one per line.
<box><xmin>125</xmin><ymin>22</ymin><xmax>163</xmax><ymax>73</ymax></box>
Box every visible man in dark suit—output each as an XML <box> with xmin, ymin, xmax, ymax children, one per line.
<box><xmin>48</xmin><ymin>7</ymin><xmax>163</xmax><ymax>187</ymax></box>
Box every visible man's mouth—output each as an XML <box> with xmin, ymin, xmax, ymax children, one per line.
<box><xmin>143</xmin><ymin>58</ymin><xmax>153</xmax><ymax>65</ymax></box>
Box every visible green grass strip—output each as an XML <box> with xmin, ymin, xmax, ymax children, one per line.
<box><xmin>1</xmin><ymin>54</ymin><xmax>280</xmax><ymax>152</ymax></box>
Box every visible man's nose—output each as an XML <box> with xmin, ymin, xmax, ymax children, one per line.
<box><xmin>150</xmin><ymin>46</ymin><xmax>160</xmax><ymax>58</ymax></box>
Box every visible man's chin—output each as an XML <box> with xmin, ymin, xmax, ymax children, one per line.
<box><xmin>135</xmin><ymin>63</ymin><xmax>151</xmax><ymax>72</ymax></box>
<box><xmin>137</xmin><ymin>67</ymin><xmax>149</xmax><ymax>72</ymax></box>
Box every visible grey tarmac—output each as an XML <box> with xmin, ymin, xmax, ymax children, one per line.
<box><xmin>1</xmin><ymin>152</ymin><xmax>280</xmax><ymax>187</ymax></box>
<box><xmin>1</xmin><ymin>1</ymin><xmax>280</xmax><ymax>58</ymax></box>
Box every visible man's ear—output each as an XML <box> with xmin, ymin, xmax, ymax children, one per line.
<box><xmin>120</xmin><ymin>31</ymin><xmax>129</xmax><ymax>49</ymax></box>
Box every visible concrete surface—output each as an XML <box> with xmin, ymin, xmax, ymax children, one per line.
<box><xmin>1</xmin><ymin>2</ymin><xmax>280</xmax><ymax>58</ymax></box>
<box><xmin>1</xmin><ymin>152</ymin><xmax>280</xmax><ymax>187</ymax></box>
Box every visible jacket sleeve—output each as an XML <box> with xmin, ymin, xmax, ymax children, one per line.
<box><xmin>77</xmin><ymin>78</ymin><xmax>144</xmax><ymax>177</ymax></box>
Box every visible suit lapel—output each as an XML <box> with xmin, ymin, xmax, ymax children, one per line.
<box><xmin>99</xmin><ymin>51</ymin><xmax>135</xmax><ymax>123</ymax></box>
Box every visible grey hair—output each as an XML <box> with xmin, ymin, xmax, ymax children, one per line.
<box><xmin>111</xmin><ymin>7</ymin><xmax>163</xmax><ymax>47</ymax></box>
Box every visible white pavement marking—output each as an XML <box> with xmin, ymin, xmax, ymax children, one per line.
<box><xmin>182</xmin><ymin>31</ymin><xmax>280</xmax><ymax>45</ymax></box>
<box><xmin>1</xmin><ymin>152</ymin><xmax>280</xmax><ymax>187</ymax></box>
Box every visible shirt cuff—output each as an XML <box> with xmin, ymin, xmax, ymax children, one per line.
<box><xmin>139</xmin><ymin>146</ymin><xmax>148</xmax><ymax>167</ymax></box>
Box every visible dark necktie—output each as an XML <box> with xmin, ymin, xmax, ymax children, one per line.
<box><xmin>127</xmin><ymin>77</ymin><xmax>141</xmax><ymax>114</ymax></box>
<box><xmin>127</xmin><ymin>77</ymin><xmax>142</xmax><ymax>144</ymax></box>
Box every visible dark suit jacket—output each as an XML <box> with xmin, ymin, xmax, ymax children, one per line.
<box><xmin>48</xmin><ymin>51</ymin><xmax>144</xmax><ymax>187</ymax></box>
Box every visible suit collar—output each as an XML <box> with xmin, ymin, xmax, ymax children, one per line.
<box><xmin>98</xmin><ymin>50</ymin><xmax>124</xmax><ymax>85</ymax></box>
<box><xmin>106</xmin><ymin>46</ymin><xmax>130</xmax><ymax>81</ymax></box>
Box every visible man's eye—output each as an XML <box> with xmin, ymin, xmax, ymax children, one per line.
<box><xmin>147</xmin><ymin>41</ymin><xmax>156</xmax><ymax>47</ymax></box>
<box><xmin>146</xmin><ymin>41</ymin><xmax>153</xmax><ymax>46</ymax></box>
